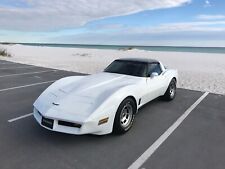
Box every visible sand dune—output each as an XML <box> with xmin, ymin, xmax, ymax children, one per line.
<box><xmin>1</xmin><ymin>44</ymin><xmax>225</xmax><ymax>95</ymax></box>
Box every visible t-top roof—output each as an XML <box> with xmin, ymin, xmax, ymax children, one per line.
<box><xmin>116</xmin><ymin>58</ymin><xmax>158</xmax><ymax>64</ymax></box>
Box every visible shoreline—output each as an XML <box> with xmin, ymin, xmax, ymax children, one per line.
<box><xmin>1</xmin><ymin>43</ymin><xmax>225</xmax><ymax>54</ymax></box>
<box><xmin>1</xmin><ymin>44</ymin><xmax>225</xmax><ymax>95</ymax></box>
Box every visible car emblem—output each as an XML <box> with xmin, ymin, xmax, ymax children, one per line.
<box><xmin>52</xmin><ymin>102</ymin><xmax>59</xmax><ymax>106</ymax></box>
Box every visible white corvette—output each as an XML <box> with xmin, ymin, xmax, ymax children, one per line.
<box><xmin>33</xmin><ymin>58</ymin><xmax>178</xmax><ymax>135</ymax></box>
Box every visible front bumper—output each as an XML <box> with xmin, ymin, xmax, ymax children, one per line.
<box><xmin>33</xmin><ymin>107</ymin><xmax>105</xmax><ymax>135</ymax></box>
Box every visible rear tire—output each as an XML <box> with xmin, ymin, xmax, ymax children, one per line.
<box><xmin>162</xmin><ymin>78</ymin><xmax>176</xmax><ymax>101</ymax></box>
<box><xmin>113</xmin><ymin>98</ymin><xmax>136</xmax><ymax>134</ymax></box>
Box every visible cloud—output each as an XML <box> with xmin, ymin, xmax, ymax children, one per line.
<box><xmin>197</xmin><ymin>15</ymin><xmax>225</xmax><ymax>20</ymax></box>
<box><xmin>51</xmin><ymin>29</ymin><xmax>225</xmax><ymax>47</ymax></box>
<box><xmin>157</xmin><ymin>21</ymin><xmax>225</xmax><ymax>32</ymax></box>
<box><xmin>118</xmin><ymin>21</ymin><xmax>225</xmax><ymax>34</ymax></box>
<box><xmin>204</xmin><ymin>0</ymin><xmax>211</xmax><ymax>7</ymax></box>
<box><xmin>0</xmin><ymin>0</ymin><xmax>191</xmax><ymax>31</ymax></box>
<box><xmin>49</xmin><ymin>20</ymin><xmax>225</xmax><ymax>47</ymax></box>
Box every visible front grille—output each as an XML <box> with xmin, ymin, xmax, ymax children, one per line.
<box><xmin>58</xmin><ymin>120</ymin><xmax>81</xmax><ymax>128</ymax></box>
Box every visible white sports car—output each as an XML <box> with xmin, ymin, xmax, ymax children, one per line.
<box><xmin>33</xmin><ymin>58</ymin><xmax>178</xmax><ymax>135</ymax></box>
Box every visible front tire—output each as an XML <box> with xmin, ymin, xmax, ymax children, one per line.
<box><xmin>162</xmin><ymin>78</ymin><xmax>176</xmax><ymax>101</ymax></box>
<box><xmin>113</xmin><ymin>98</ymin><xmax>136</xmax><ymax>134</ymax></box>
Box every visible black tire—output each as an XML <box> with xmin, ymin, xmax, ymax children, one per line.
<box><xmin>113</xmin><ymin>98</ymin><xmax>136</xmax><ymax>134</ymax></box>
<box><xmin>162</xmin><ymin>78</ymin><xmax>177</xmax><ymax>101</ymax></box>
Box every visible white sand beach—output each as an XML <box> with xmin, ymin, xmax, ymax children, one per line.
<box><xmin>1</xmin><ymin>44</ymin><xmax>225</xmax><ymax>95</ymax></box>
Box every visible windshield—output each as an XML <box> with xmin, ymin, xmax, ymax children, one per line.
<box><xmin>104</xmin><ymin>60</ymin><xmax>147</xmax><ymax>77</ymax></box>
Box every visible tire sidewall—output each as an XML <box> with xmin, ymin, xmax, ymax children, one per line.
<box><xmin>113</xmin><ymin>98</ymin><xmax>136</xmax><ymax>134</ymax></box>
<box><xmin>169</xmin><ymin>79</ymin><xmax>176</xmax><ymax>99</ymax></box>
<box><xmin>163</xmin><ymin>78</ymin><xmax>177</xmax><ymax>101</ymax></box>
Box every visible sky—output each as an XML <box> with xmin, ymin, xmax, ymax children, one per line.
<box><xmin>0</xmin><ymin>0</ymin><xmax>225</xmax><ymax>47</ymax></box>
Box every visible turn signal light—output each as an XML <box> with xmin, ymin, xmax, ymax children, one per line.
<box><xmin>98</xmin><ymin>117</ymin><xmax>109</xmax><ymax>125</ymax></box>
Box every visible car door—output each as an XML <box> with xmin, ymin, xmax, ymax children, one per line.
<box><xmin>141</xmin><ymin>63</ymin><xmax>165</xmax><ymax>104</ymax></box>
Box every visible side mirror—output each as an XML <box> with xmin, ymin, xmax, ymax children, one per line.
<box><xmin>150</xmin><ymin>72</ymin><xmax>159</xmax><ymax>78</ymax></box>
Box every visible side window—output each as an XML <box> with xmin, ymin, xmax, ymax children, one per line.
<box><xmin>148</xmin><ymin>63</ymin><xmax>162</xmax><ymax>76</ymax></box>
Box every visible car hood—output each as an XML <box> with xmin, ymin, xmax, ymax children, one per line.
<box><xmin>34</xmin><ymin>72</ymin><xmax>141</xmax><ymax>120</ymax></box>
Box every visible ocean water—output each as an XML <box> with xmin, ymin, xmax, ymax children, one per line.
<box><xmin>17</xmin><ymin>43</ymin><xmax>225</xmax><ymax>54</ymax></box>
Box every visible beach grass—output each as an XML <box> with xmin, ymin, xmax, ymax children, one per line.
<box><xmin>0</xmin><ymin>48</ymin><xmax>11</xmax><ymax>57</ymax></box>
